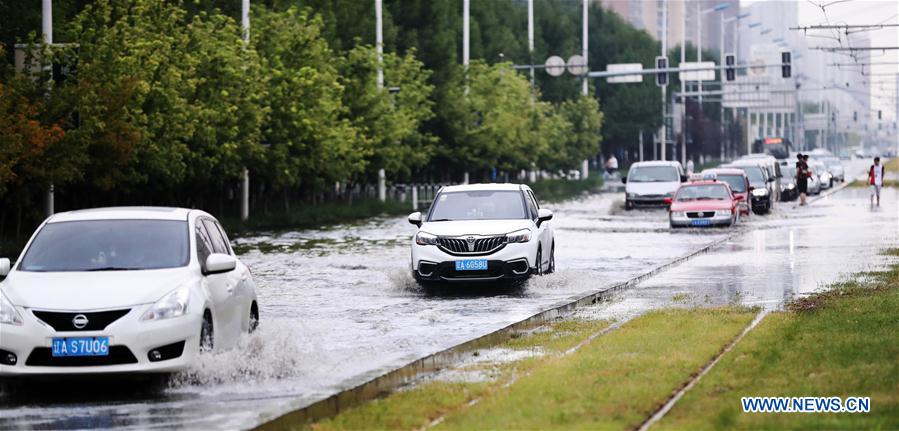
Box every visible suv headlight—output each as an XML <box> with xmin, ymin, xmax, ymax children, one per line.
<box><xmin>415</xmin><ymin>231</ymin><xmax>438</xmax><ymax>246</ymax></box>
<box><xmin>752</xmin><ymin>188</ymin><xmax>768</xmax><ymax>197</ymax></box>
<box><xmin>0</xmin><ymin>290</ymin><xmax>23</xmax><ymax>326</ymax></box>
<box><xmin>141</xmin><ymin>286</ymin><xmax>190</xmax><ymax>322</ymax></box>
<box><xmin>506</xmin><ymin>229</ymin><xmax>532</xmax><ymax>243</ymax></box>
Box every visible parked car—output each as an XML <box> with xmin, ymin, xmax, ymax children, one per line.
<box><xmin>724</xmin><ymin>161</ymin><xmax>775</xmax><ymax>214</ymax></box>
<box><xmin>701</xmin><ymin>168</ymin><xmax>752</xmax><ymax>216</ymax></box>
<box><xmin>622</xmin><ymin>161</ymin><xmax>687</xmax><ymax>209</ymax></box>
<box><xmin>0</xmin><ymin>207</ymin><xmax>258</xmax><ymax>376</ymax></box>
<box><xmin>666</xmin><ymin>178</ymin><xmax>743</xmax><ymax>228</ymax></box>
<box><xmin>810</xmin><ymin>160</ymin><xmax>833</xmax><ymax>189</ymax></box>
<box><xmin>822</xmin><ymin>157</ymin><xmax>845</xmax><ymax>182</ymax></box>
<box><xmin>408</xmin><ymin>183</ymin><xmax>554</xmax><ymax>284</ymax></box>
<box><xmin>778</xmin><ymin>165</ymin><xmax>800</xmax><ymax>201</ymax></box>
<box><xmin>738</xmin><ymin>154</ymin><xmax>783</xmax><ymax>202</ymax></box>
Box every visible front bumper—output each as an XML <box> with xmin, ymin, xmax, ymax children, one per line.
<box><xmin>0</xmin><ymin>306</ymin><xmax>201</xmax><ymax>376</ymax></box>
<box><xmin>750</xmin><ymin>195</ymin><xmax>771</xmax><ymax>209</ymax></box>
<box><xmin>627</xmin><ymin>195</ymin><xmax>672</xmax><ymax>207</ymax></box>
<box><xmin>670</xmin><ymin>213</ymin><xmax>733</xmax><ymax>227</ymax></box>
<box><xmin>412</xmin><ymin>241</ymin><xmax>536</xmax><ymax>283</ymax></box>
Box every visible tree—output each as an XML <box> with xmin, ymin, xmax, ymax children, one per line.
<box><xmin>541</xmin><ymin>95</ymin><xmax>603</xmax><ymax>172</ymax></box>
<box><xmin>339</xmin><ymin>45</ymin><xmax>435</xmax><ymax>180</ymax></box>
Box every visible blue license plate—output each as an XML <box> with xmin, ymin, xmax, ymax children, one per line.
<box><xmin>691</xmin><ymin>219</ymin><xmax>712</xmax><ymax>227</ymax></box>
<box><xmin>51</xmin><ymin>337</ymin><xmax>110</xmax><ymax>357</ymax></box>
<box><xmin>455</xmin><ymin>259</ymin><xmax>488</xmax><ymax>271</ymax></box>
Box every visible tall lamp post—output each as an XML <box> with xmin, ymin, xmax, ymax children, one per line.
<box><xmin>721</xmin><ymin>12</ymin><xmax>751</xmax><ymax>159</ymax></box>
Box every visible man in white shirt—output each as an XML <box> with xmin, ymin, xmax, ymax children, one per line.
<box><xmin>868</xmin><ymin>157</ymin><xmax>884</xmax><ymax>207</ymax></box>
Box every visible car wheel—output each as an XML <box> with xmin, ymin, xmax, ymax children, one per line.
<box><xmin>249</xmin><ymin>302</ymin><xmax>259</xmax><ymax>334</ymax></box>
<box><xmin>535</xmin><ymin>248</ymin><xmax>543</xmax><ymax>276</ymax></box>
<box><xmin>547</xmin><ymin>244</ymin><xmax>555</xmax><ymax>274</ymax></box>
<box><xmin>200</xmin><ymin>310</ymin><xmax>214</xmax><ymax>352</ymax></box>
<box><xmin>625</xmin><ymin>200</ymin><xmax>634</xmax><ymax>211</ymax></box>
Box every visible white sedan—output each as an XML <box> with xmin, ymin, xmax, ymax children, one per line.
<box><xmin>0</xmin><ymin>207</ymin><xmax>258</xmax><ymax>375</ymax></box>
<box><xmin>408</xmin><ymin>183</ymin><xmax>554</xmax><ymax>284</ymax></box>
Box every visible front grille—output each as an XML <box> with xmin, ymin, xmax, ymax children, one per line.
<box><xmin>437</xmin><ymin>236</ymin><xmax>506</xmax><ymax>255</ymax></box>
<box><xmin>687</xmin><ymin>211</ymin><xmax>716</xmax><ymax>218</ymax></box>
<box><xmin>32</xmin><ymin>309</ymin><xmax>130</xmax><ymax>332</ymax></box>
<box><xmin>25</xmin><ymin>346</ymin><xmax>138</xmax><ymax>367</ymax></box>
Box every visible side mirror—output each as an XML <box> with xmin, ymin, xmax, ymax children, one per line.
<box><xmin>537</xmin><ymin>208</ymin><xmax>553</xmax><ymax>226</ymax></box>
<box><xmin>663</xmin><ymin>197</ymin><xmax>673</xmax><ymax>205</ymax></box>
<box><xmin>621</xmin><ymin>177</ymin><xmax>627</xmax><ymax>184</ymax></box>
<box><xmin>0</xmin><ymin>258</ymin><xmax>10</xmax><ymax>277</ymax></box>
<box><xmin>748</xmin><ymin>186</ymin><xmax>755</xmax><ymax>192</ymax></box>
<box><xmin>204</xmin><ymin>253</ymin><xmax>236</xmax><ymax>275</ymax></box>
<box><xmin>734</xmin><ymin>195</ymin><xmax>745</xmax><ymax>201</ymax></box>
<box><xmin>408</xmin><ymin>212</ymin><xmax>422</xmax><ymax>227</ymax></box>
<box><xmin>768</xmin><ymin>178</ymin><xmax>775</xmax><ymax>183</ymax></box>
<box><xmin>680</xmin><ymin>175</ymin><xmax>688</xmax><ymax>182</ymax></box>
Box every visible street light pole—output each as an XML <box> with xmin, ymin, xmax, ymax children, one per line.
<box><xmin>660</xmin><ymin>0</ymin><xmax>667</xmax><ymax>162</ymax></box>
<box><xmin>581</xmin><ymin>0</ymin><xmax>589</xmax><ymax>180</ymax></box>
<box><xmin>240</xmin><ymin>0</ymin><xmax>250</xmax><ymax>221</ymax></box>
<box><xmin>375</xmin><ymin>0</ymin><xmax>383</xmax><ymax>89</ymax></box>
<box><xmin>42</xmin><ymin>0</ymin><xmax>54</xmax><ymax>217</ymax></box>
<box><xmin>528</xmin><ymin>0</ymin><xmax>534</xmax><ymax>84</ymax></box>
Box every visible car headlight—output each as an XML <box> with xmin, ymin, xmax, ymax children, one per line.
<box><xmin>671</xmin><ymin>211</ymin><xmax>687</xmax><ymax>218</ymax></box>
<box><xmin>415</xmin><ymin>231</ymin><xmax>438</xmax><ymax>246</ymax></box>
<box><xmin>715</xmin><ymin>210</ymin><xmax>732</xmax><ymax>216</ymax></box>
<box><xmin>0</xmin><ymin>290</ymin><xmax>23</xmax><ymax>326</ymax></box>
<box><xmin>141</xmin><ymin>286</ymin><xmax>190</xmax><ymax>322</ymax></box>
<box><xmin>787</xmin><ymin>183</ymin><xmax>796</xmax><ymax>189</ymax></box>
<box><xmin>506</xmin><ymin>229</ymin><xmax>532</xmax><ymax>243</ymax></box>
<box><xmin>752</xmin><ymin>188</ymin><xmax>768</xmax><ymax>197</ymax></box>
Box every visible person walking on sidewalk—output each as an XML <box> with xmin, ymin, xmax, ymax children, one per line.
<box><xmin>869</xmin><ymin>157</ymin><xmax>885</xmax><ymax>207</ymax></box>
<box><xmin>605</xmin><ymin>154</ymin><xmax>618</xmax><ymax>176</ymax></box>
<box><xmin>796</xmin><ymin>153</ymin><xmax>809</xmax><ymax>206</ymax></box>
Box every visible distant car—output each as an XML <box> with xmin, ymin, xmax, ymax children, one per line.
<box><xmin>0</xmin><ymin>207</ymin><xmax>259</xmax><ymax>376</ymax></box>
<box><xmin>408</xmin><ymin>183</ymin><xmax>554</xmax><ymax>284</ymax></box>
<box><xmin>810</xmin><ymin>160</ymin><xmax>833</xmax><ymax>189</ymax></box>
<box><xmin>779</xmin><ymin>165</ymin><xmax>800</xmax><ymax>201</ymax></box>
<box><xmin>738</xmin><ymin>154</ymin><xmax>783</xmax><ymax>201</ymax></box>
<box><xmin>822</xmin><ymin>157</ymin><xmax>845</xmax><ymax>182</ymax></box>
<box><xmin>724</xmin><ymin>161</ymin><xmax>774</xmax><ymax>214</ymax></box>
<box><xmin>702</xmin><ymin>168</ymin><xmax>752</xmax><ymax>216</ymax></box>
<box><xmin>622</xmin><ymin>161</ymin><xmax>687</xmax><ymax>209</ymax></box>
<box><xmin>666</xmin><ymin>179</ymin><xmax>743</xmax><ymax>228</ymax></box>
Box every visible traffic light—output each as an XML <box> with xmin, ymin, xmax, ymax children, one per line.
<box><xmin>853</xmin><ymin>111</ymin><xmax>858</xmax><ymax>122</ymax></box>
<box><xmin>655</xmin><ymin>56</ymin><xmax>668</xmax><ymax>86</ymax></box>
<box><xmin>724</xmin><ymin>53</ymin><xmax>736</xmax><ymax>81</ymax></box>
<box><xmin>878</xmin><ymin>110</ymin><xmax>882</xmax><ymax>120</ymax></box>
<box><xmin>831</xmin><ymin>112</ymin><xmax>836</xmax><ymax>123</ymax></box>
<box><xmin>781</xmin><ymin>51</ymin><xmax>791</xmax><ymax>78</ymax></box>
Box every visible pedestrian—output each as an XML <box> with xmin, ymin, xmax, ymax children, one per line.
<box><xmin>686</xmin><ymin>158</ymin><xmax>695</xmax><ymax>175</ymax></box>
<box><xmin>869</xmin><ymin>156</ymin><xmax>885</xmax><ymax>207</ymax></box>
<box><xmin>796</xmin><ymin>153</ymin><xmax>809</xmax><ymax>206</ymax></box>
<box><xmin>605</xmin><ymin>154</ymin><xmax>618</xmax><ymax>176</ymax></box>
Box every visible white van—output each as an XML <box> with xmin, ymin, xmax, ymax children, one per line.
<box><xmin>621</xmin><ymin>161</ymin><xmax>686</xmax><ymax>210</ymax></box>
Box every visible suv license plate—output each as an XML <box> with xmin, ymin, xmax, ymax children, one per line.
<box><xmin>455</xmin><ymin>259</ymin><xmax>488</xmax><ymax>271</ymax></box>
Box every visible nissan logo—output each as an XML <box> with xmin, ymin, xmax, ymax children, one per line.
<box><xmin>72</xmin><ymin>314</ymin><xmax>89</xmax><ymax>329</ymax></box>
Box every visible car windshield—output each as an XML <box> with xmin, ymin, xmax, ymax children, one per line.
<box><xmin>428</xmin><ymin>190</ymin><xmax>527</xmax><ymax>221</ymax></box>
<box><xmin>735</xmin><ymin>166</ymin><xmax>766</xmax><ymax>185</ymax></box>
<box><xmin>629</xmin><ymin>166</ymin><xmax>679</xmax><ymax>182</ymax></box>
<box><xmin>717</xmin><ymin>175</ymin><xmax>746</xmax><ymax>193</ymax></box>
<box><xmin>19</xmin><ymin>220</ymin><xmax>190</xmax><ymax>272</ymax></box>
<box><xmin>676</xmin><ymin>184</ymin><xmax>731</xmax><ymax>201</ymax></box>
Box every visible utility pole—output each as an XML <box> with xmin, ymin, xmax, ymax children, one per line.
<box><xmin>376</xmin><ymin>0</ymin><xmax>386</xmax><ymax>202</ymax></box>
<box><xmin>697</xmin><ymin>1</ymin><xmax>702</xmax><ymax>106</ymax></box>
<box><xmin>581</xmin><ymin>0</ymin><xmax>589</xmax><ymax>180</ymax></box>
<box><xmin>719</xmin><ymin>13</ymin><xmax>725</xmax><ymax>161</ymax></box>
<box><xmin>676</xmin><ymin>0</ymin><xmax>685</xmax><ymax>164</ymax></box>
<box><xmin>660</xmin><ymin>0</ymin><xmax>667</xmax><ymax>162</ymax></box>
<box><xmin>528</xmin><ymin>0</ymin><xmax>534</xmax><ymax>84</ymax></box>
<box><xmin>463</xmin><ymin>0</ymin><xmax>469</xmax><ymax>71</ymax></box>
<box><xmin>43</xmin><ymin>0</ymin><xmax>54</xmax><ymax>217</ymax></box>
<box><xmin>240</xmin><ymin>0</ymin><xmax>250</xmax><ymax>221</ymax></box>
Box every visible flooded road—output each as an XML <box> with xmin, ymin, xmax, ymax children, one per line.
<box><xmin>2</xmin><ymin>161</ymin><xmax>894</xmax><ymax>430</ymax></box>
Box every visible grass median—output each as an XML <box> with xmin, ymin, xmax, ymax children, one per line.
<box><xmin>655</xmin><ymin>251</ymin><xmax>899</xmax><ymax>430</ymax></box>
<box><xmin>305</xmin><ymin>307</ymin><xmax>755</xmax><ymax>431</ymax></box>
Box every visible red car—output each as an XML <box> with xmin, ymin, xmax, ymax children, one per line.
<box><xmin>665</xmin><ymin>179</ymin><xmax>743</xmax><ymax>228</ymax></box>
<box><xmin>701</xmin><ymin>168</ymin><xmax>752</xmax><ymax>217</ymax></box>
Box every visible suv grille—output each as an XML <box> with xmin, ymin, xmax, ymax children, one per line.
<box><xmin>438</xmin><ymin>236</ymin><xmax>506</xmax><ymax>255</ymax></box>
<box><xmin>32</xmin><ymin>309</ymin><xmax>131</xmax><ymax>332</ymax></box>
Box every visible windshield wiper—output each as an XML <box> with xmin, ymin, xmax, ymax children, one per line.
<box><xmin>85</xmin><ymin>266</ymin><xmax>139</xmax><ymax>271</ymax></box>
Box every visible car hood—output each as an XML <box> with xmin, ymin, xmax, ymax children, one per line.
<box><xmin>671</xmin><ymin>200</ymin><xmax>733</xmax><ymax>212</ymax></box>
<box><xmin>2</xmin><ymin>268</ymin><xmax>197</xmax><ymax>310</ymax></box>
<box><xmin>626</xmin><ymin>181</ymin><xmax>680</xmax><ymax>196</ymax></box>
<box><xmin>418</xmin><ymin>219</ymin><xmax>534</xmax><ymax>237</ymax></box>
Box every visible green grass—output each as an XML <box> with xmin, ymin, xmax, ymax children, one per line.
<box><xmin>526</xmin><ymin>176</ymin><xmax>603</xmax><ymax>203</ymax></box>
<box><xmin>307</xmin><ymin>308</ymin><xmax>755</xmax><ymax>431</ymax></box>
<box><xmin>656</xmin><ymin>260</ymin><xmax>899</xmax><ymax>430</ymax></box>
<box><xmin>848</xmin><ymin>179</ymin><xmax>898</xmax><ymax>188</ymax></box>
<box><xmin>220</xmin><ymin>199</ymin><xmax>410</xmax><ymax>237</ymax></box>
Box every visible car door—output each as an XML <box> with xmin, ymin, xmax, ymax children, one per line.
<box><xmin>207</xmin><ymin>219</ymin><xmax>253</xmax><ymax>331</ymax></box>
<box><xmin>526</xmin><ymin>190</ymin><xmax>550</xmax><ymax>266</ymax></box>
<box><xmin>201</xmin><ymin>218</ymin><xmax>242</xmax><ymax>344</ymax></box>
<box><xmin>195</xmin><ymin>219</ymin><xmax>237</xmax><ymax>347</ymax></box>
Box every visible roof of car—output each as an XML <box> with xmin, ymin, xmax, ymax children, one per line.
<box><xmin>728</xmin><ymin>159</ymin><xmax>769</xmax><ymax>168</ymax></box>
<box><xmin>47</xmin><ymin>206</ymin><xmax>197</xmax><ymax>223</ymax></box>
<box><xmin>630</xmin><ymin>161</ymin><xmax>682</xmax><ymax>168</ymax></box>
<box><xmin>682</xmin><ymin>180</ymin><xmax>729</xmax><ymax>187</ymax></box>
<box><xmin>703</xmin><ymin>168</ymin><xmax>747</xmax><ymax>176</ymax></box>
<box><xmin>439</xmin><ymin>183</ymin><xmax>526</xmax><ymax>193</ymax></box>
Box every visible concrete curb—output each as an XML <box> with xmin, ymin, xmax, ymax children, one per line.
<box><xmin>254</xmin><ymin>232</ymin><xmax>739</xmax><ymax>430</ymax></box>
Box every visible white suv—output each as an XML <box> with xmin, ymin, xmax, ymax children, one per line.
<box><xmin>408</xmin><ymin>184</ymin><xmax>554</xmax><ymax>284</ymax></box>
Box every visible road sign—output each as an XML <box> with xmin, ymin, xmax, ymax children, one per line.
<box><xmin>544</xmin><ymin>56</ymin><xmax>565</xmax><ymax>77</ymax></box>
<box><xmin>566</xmin><ymin>55</ymin><xmax>587</xmax><ymax>76</ymax></box>
<box><xmin>678</xmin><ymin>62</ymin><xmax>716</xmax><ymax>81</ymax></box>
<box><xmin>606</xmin><ymin>63</ymin><xmax>643</xmax><ymax>83</ymax></box>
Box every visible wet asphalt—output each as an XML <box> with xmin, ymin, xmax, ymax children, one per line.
<box><xmin>1</xmin><ymin>160</ymin><xmax>894</xmax><ymax>430</ymax></box>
